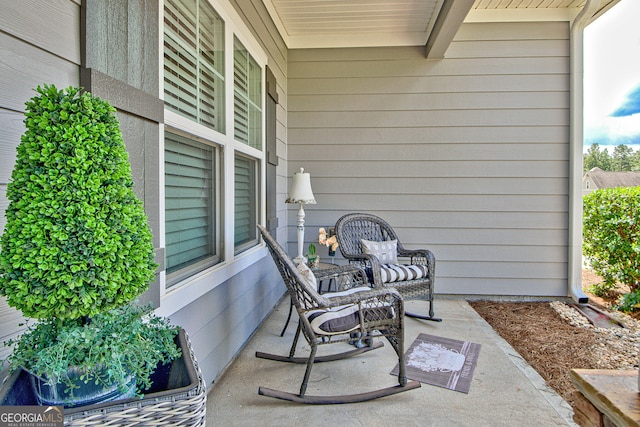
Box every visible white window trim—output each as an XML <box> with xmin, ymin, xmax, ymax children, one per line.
<box><xmin>157</xmin><ymin>0</ymin><xmax>267</xmax><ymax>315</ymax></box>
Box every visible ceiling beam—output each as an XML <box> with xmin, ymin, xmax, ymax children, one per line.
<box><xmin>425</xmin><ymin>0</ymin><xmax>475</xmax><ymax>59</ymax></box>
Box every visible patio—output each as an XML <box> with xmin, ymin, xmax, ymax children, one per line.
<box><xmin>205</xmin><ymin>298</ymin><xmax>577</xmax><ymax>426</ymax></box>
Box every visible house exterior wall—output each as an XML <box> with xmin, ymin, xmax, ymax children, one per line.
<box><xmin>288</xmin><ymin>21</ymin><xmax>571</xmax><ymax>298</ymax></box>
<box><xmin>0</xmin><ymin>0</ymin><xmax>288</xmax><ymax>386</ymax></box>
<box><xmin>583</xmin><ymin>175</ymin><xmax>595</xmax><ymax>195</ymax></box>
<box><xmin>0</xmin><ymin>1</ymin><xmax>575</xmax><ymax>385</ymax></box>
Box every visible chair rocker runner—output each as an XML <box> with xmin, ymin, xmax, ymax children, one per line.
<box><xmin>256</xmin><ymin>225</ymin><xmax>420</xmax><ymax>404</ymax></box>
<box><xmin>335</xmin><ymin>213</ymin><xmax>441</xmax><ymax>322</ymax></box>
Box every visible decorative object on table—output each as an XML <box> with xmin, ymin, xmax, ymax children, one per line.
<box><xmin>285</xmin><ymin>167</ymin><xmax>316</xmax><ymax>265</ymax></box>
<box><xmin>256</xmin><ymin>225</ymin><xmax>421</xmax><ymax>404</ymax></box>
<box><xmin>335</xmin><ymin>212</ymin><xmax>440</xmax><ymax>321</ymax></box>
<box><xmin>319</xmin><ymin>227</ymin><xmax>339</xmax><ymax>262</ymax></box>
<box><xmin>306</xmin><ymin>243</ymin><xmax>319</xmax><ymax>268</ymax></box>
<box><xmin>390</xmin><ymin>333</ymin><xmax>481</xmax><ymax>393</ymax></box>
<box><xmin>0</xmin><ymin>85</ymin><xmax>203</xmax><ymax>418</ymax></box>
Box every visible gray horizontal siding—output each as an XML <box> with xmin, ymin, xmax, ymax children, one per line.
<box><xmin>288</xmin><ymin>21</ymin><xmax>571</xmax><ymax>297</ymax></box>
<box><xmin>290</xmin><ymin>109</ymin><xmax>568</xmax><ymax>127</ymax></box>
<box><xmin>310</xmin><ymin>177</ymin><xmax>568</xmax><ymax>194</ymax></box>
<box><xmin>291</xmin><ymin>140</ymin><xmax>568</xmax><ymax>158</ymax></box>
<box><xmin>290</xmin><ymin>74</ymin><xmax>568</xmax><ymax>94</ymax></box>
<box><xmin>0</xmin><ymin>0</ymin><xmax>81</xmax><ymax>66</ymax></box>
<box><xmin>0</xmin><ymin>33</ymin><xmax>78</xmax><ymax>113</ymax></box>
<box><xmin>0</xmin><ymin>110</ymin><xmax>23</xmax><ymax>186</ymax></box>
<box><xmin>290</xmin><ymin>126</ymin><xmax>568</xmax><ymax>144</ymax></box>
<box><xmin>289</xmin><ymin>57</ymin><xmax>568</xmax><ymax>78</ymax></box>
<box><xmin>291</xmin><ymin>91</ymin><xmax>569</xmax><ymax>111</ymax></box>
<box><xmin>168</xmin><ymin>257</ymin><xmax>283</xmax><ymax>385</ymax></box>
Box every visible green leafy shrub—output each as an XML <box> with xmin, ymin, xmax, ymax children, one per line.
<box><xmin>0</xmin><ymin>85</ymin><xmax>157</xmax><ymax>320</ymax></box>
<box><xmin>0</xmin><ymin>85</ymin><xmax>178</xmax><ymax>404</ymax></box>
<box><xmin>617</xmin><ymin>291</ymin><xmax>640</xmax><ymax>313</ymax></box>
<box><xmin>583</xmin><ymin>186</ymin><xmax>640</xmax><ymax>311</ymax></box>
<box><xmin>587</xmin><ymin>282</ymin><xmax>618</xmax><ymax>299</ymax></box>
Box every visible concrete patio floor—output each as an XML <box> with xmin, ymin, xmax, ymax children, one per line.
<box><xmin>205</xmin><ymin>298</ymin><xmax>578</xmax><ymax>426</ymax></box>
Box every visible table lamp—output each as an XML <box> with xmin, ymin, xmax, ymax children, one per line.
<box><xmin>285</xmin><ymin>167</ymin><xmax>316</xmax><ymax>264</ymax></box>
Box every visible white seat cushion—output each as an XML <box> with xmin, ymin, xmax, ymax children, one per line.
<box><xmin>306</xmin><ymin>304</ymin><xmax>362</xmax><ymax>335</ymax></box>
<box><xmin>306</xmin><ymin>286</ymin><xmax>394</xmax><ymax>335</ymax></box>
<box><xmin>380</xmin><ymin>264</ymin><xmax>429</xmax><ymax>284</ymax></box>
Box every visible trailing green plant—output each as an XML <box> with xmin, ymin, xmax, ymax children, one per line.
<box><xmin>3</xmin><ymin>303</ymin><xmax>180</xmax><ymax>398</ymax></box>
<box><xmin>0</xmin><ymin>84</ymin><xmax>157</xmax><ymax>320</ymax></box>
<box><xmin>583</xmin><ymin>186</ymin><xmax>640</xmax><ymax>310</ymax></box>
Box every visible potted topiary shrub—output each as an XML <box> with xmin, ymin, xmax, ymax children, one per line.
<box><xmin>0</xmin><ymin>85</ymin><xmax>198</xmax><ymax>414</ymax></box>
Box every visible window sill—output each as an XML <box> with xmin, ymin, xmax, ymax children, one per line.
<box><xmin>155</xmin><ymin>244</ymin><xmax>268</xmax><ymax>317</ymax></box>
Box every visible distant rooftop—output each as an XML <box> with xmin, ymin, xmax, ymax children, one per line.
<box><xmin>584</xmin><ymin>167</ymin><xmax>640</xmax><ymax>188</ymax></box>
<box><xmin>583</xmin><ymin>167</ymin><xmax>640</xmax><ymax>194</ymax></box>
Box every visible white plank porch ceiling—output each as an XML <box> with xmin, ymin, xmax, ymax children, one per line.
<box><xmin>261</xmin><ymin>0</ymin><xmax>619</xmax><ymax>49</ymax></box>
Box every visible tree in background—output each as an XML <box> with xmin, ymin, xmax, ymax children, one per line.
<box><xmin>584</xmin><ymin>143</ymin><xmax>612</xmax><ymax>171</ymax></box>
<box><xmin>632</xmin><ymin>150</ymin><xmax>640</xmax><ymax>171</ymax></box>
<box><xmin>611</xmin><ymin>144</ymin><xmax>634</xmax><ymax>171</ymax></box>
<box><xmin>583</xmin><ymin>143</ymin><xmax>640</xmax><ymax>172</ymax></box>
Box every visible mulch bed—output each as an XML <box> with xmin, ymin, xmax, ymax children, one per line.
<box><xmin>469</xmin><ymin>268</ymin><xmax>640</xmax><ymax>412</ymax></box>
<box><xmin>468</xmin><ymin>301</ymin><xmax>601</xmax><ymax>409</ymax></box>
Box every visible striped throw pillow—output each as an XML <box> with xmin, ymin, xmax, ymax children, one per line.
<box><xmin>380</xmin><ymin>264</ymin><xmax>429</xmax><ymax>284</ymax></box>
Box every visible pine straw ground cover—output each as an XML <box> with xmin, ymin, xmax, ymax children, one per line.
<box><xmin>469</xmin><ymin>270</ymin><xmax>640</xmax><ymax>412</ymax></box>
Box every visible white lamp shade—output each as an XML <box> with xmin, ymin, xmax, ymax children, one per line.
<box><xmin>285</xmin><ymin>168</ymin><xmax>316</xmax><ymax>204</ymax></box>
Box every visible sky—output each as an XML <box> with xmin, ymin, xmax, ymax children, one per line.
<box><xmin>583</xmin><ymin>0</ymin><xmax>640</xmax><ymax>153</ymax></box>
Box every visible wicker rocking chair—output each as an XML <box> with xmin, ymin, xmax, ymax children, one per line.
<box><xmin>335</xmin><ymin>213</ymin><xmax>441</xmax><ymax>322</ymax></box>
<box><xmin>256</xmin><ymin>225</ymin><xmax>420</xmax><ymax>404</ymax></box>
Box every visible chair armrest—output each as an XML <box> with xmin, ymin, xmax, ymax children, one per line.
<box><xmin>313</xmin><ymin>264</ymin><xmax>371</xmax><ymax>292</ymax></box>
<box><xmin>340</xmin><ymin>254</ymin><xmax>384</xmax><ymax>286</ymax></box>
<box><xmin>398</xmin><ymin>248</ymin><xmax>435</xmax><ymax>269</ymax></box>
<box><xmin>398</xmin><ymin>248</ymin><xmax>434</xmax><ymax>258</ymax></box>
<box><xmin>321</xmin><ymin>286</ymin><xmax>404</xmax><ymax>312</ymax></box>
<box><xmin>341</xmin><ymin>252</ymin><xmax>380</xmax><ymax>267</ymax></box>
<box><xmin>313</xmin><ymin>264</ymin><xmax>365</xmax><ymax>281</ymax></box>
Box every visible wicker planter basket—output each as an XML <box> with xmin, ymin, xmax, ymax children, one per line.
<box><xmin>0</xmin><ymin>329</ymin><xmax>206</xmax><ymax>426</ymax></box>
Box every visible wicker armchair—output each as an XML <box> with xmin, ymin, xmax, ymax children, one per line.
<box><xmin>256</xmin><ymin>225</ymin><xmax>420</xmax><ymax>404</ymax></box>
<box><xmin>335</xmin><ymin>213</ymin><xmax>440</xmax><ymax>322</ymax></box>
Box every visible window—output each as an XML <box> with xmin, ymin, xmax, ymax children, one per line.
<box><xmin>165</xmin><ymin>132</ymin><xmax>220</xmax><ymax>284</ymax></box>
<box><xmin>164</xmin><ymin>0</ymin><xmax>225</xmax><ymax>132</ymax></box>
<box><xmin>234</xmin><ymin>37</ymin><xmax>262</xmax><ymax>149</ymax></box>
<box><xmin>233</xmin><ymin>37</ymin><xmax>262</xmax><ymax>254</ymax></box>
<box><xmin>234</xmin><ymin>154</ymin><xmax>259</xmax><ymax>253</ymax></box>
<box><xmin>163</xmin><ymin>0</ymin><xmax>265</xmax><ymax>288</ymax></box>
